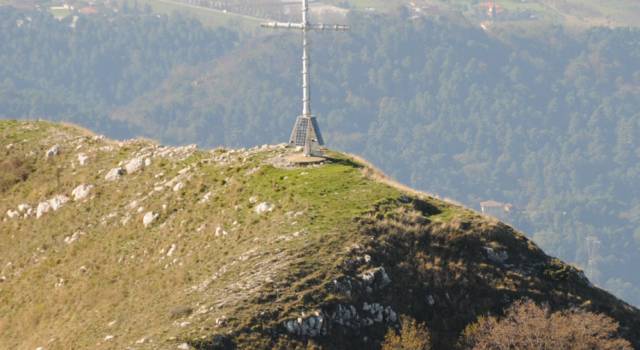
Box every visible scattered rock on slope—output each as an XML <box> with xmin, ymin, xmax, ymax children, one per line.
<box><xmin>105</xmin><ymin>167</ymin><xmax>125</xmax><ymax>181</ymax></box>
<box><xmin>72</xmin><ymin>184</ymin><xmax>93</xmax><ymax>201</ymax></box>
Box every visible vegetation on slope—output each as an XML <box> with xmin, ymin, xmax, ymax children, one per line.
<box><xmin>2</xmin><ymin>5</ymin><xmax>640</xmax><ymax>306</ymax></box>
<box><xmin>1</xmin><ymin>121</ymin><xmax>639</xmax><ymax>350</ymax></box>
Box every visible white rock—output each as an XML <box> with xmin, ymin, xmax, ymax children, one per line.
<box><xmin>166</xmin><ymin>244</ymin><xmax>177</xmax><ymax>257</ymax></box>
<box><xmin>77</xmin><ymin>153</ymin><xmax>89</xmax><ymax>166</ymax></box>
<box><xmin>36</xmin><ymin>201</ymin><xmax>51</xmax><ymax>218</ymax></box>
<box><xmin>144</xmin><ymin>158</ymin><xmax>152</xmax><ymax>167</ymax></box>
<box><xmin>484</xmin><ymin>247</ymin><xmax>509</xmax><ymax>264</ymax></box>
<box><xmin>6</xmin><ymin>209</ymin><xmax>19</xmax><ymax>219</ymax></box>
<box><xmin>199</xmin><ymin>191</ymin><xmax>212</xmax><ymax>203</ymax></box>
<box><xmin>249</xmin><ymin>196</ymin><xmax>258</xmax><ymax>204</ymax></box>
<box><xmin>255</xmin><ymin>202</ymin><xmax>274</xmax><ymax>214</ymax></box>
<box><xmin>48</xmin><ymin>195</ymin><xmax>69</xmax><ymax>211</ymax></box>
<box><xmin>173</xmin><ymin>182</ymin><xmax>184</xmax><ymax>192</ymax></box>
<box><xmin>125</xmin><ymin>157</ymin><xmax>144</xmax><ymax>174</ymax></box>
<box><xmin>104</xmin><ymin>335</ymin><xmax>114</xmax><ymax>341</ymax></box>
<box><xmin>143</xmin><ymin>211</ymin><xmax>158</xmax><ymax>227</ymax></box>
<box><xmin>177</xmin><ymin>343</ymin><xmax>190</xmax><ymax>350</ymax></box>
<box><xmin>45</xmin><ymin>145</ymin><xmax>60</xmax><ymax>158</ymax></box>
<box><xmin>64</xmin><ymin>231</ymin><xmax>84</xmax><ymax>245</ymax></box>
<box><xmin>215</xmin><ymin>226</ymin><xmax>228</xmax><ymax>237</ymax></box>
<box><xmin>17</xmin><ymin>204</ymin><xmax>31</xmax><ymax>212</ymax></box>
<box><xmin>72</xmin><ymin>184</ymin><xmax>93</xmax><ymax>201</ymax></box>
<box><xmin>105</xmin><ymin>167</ymin><xmax>125</xmax><ymax>181</ymax></box>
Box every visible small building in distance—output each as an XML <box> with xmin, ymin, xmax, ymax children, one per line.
<box><xmin>480</xmin><ymin>200</ymin><xmax>513</xmax><ymax>220</ymax></box>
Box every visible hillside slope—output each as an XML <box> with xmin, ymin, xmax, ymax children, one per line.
<box><xmin>1</xmin><ymin>120</ymin><xmax>639</xmax><ymax>350</ymax></box>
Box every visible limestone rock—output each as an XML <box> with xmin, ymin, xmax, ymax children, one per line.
<box><xmin>283</xmin><ymin>311</ymin><xmax>325</xmax><ymax>337</ymax></box>
<box><xmin>255</xmin><ymin>202</ymin><xmax>274</xmax><ymax>215</ymax></box>
<box><xmin>45</xmin><ymin>145</ymin><xmax>60</xmax><ymax>158</ymax></box>
<box><xmin>125</xmin><ymin>157</ymin><xmax>144</xmax><ymax>174</ymax></box>
<box><xmin>484</xmin><ymin>247</ymin><xmax>508</xmax><ymax>264</ymax></box>
<box><xmin>173</xmin><ymin>182</ymin><xmax>184</xmax><ymax>192</ymax></box>
<box><xmin>64</xmin><ymin>231</ymin><xmax>85</xmax><ymax>245</ymax></box>
<box><xmin>143</xmin><ymin>211</ymin><xmax>158</xmax><ymax>227</ymax></box>
<box><xmin>6</xmin><ymin>209</ymin><xmax>19</xmax><ymax>219</ymax></box>
<box><xmin>215</xmin><ymin>226</ymin><xmax>228</xmax><ymax>237</ymax></box>
<box><xmin>36</xmin><ymin>201</ymin><xmax>51</xmax><ymax>218</ymax></box>
<box><xmin>167</xmin><ymin>244</ymin><xmax>177</xmax><ymax>257</ymax></box>
<box><xmin>72</xmin><ymin>184</ymin><xmax>93</xmax><ymax>201</ymax></box>
<box><xmin>359</xmin><ymin>267</ymin><xmax>392</xmax><ymax>290</ymax></box>
<box><xmin>35</xmin><ymin>195</ymin><xmax>69</xmax><ymax>218</ymax></box>
<box><xmin>77</xmin><ymin>153</ymin><xmax>89</xmax><ymax>166</ymax></box>
<box><xmin>48</xmin><ymin>195</ymin><xmax>69</xmax><ymax>211</ymax></box>
<box><xmin>105</xmin><ymin>167</ymin><xmax>125</xmax><ymax>181</ymax></box>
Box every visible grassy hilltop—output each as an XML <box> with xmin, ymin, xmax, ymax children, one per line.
<box><xmin>1</xmin><ymin>120</ymin><xmax>639</xmax><ymax>349</ymax></box>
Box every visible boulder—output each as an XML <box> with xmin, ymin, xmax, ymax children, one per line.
<box><xmin>105</xmin><ymin>167</ymin><xmax>125</xmax><ymax>181</ymax></box>
<box><xmin>6</xmin><ymin>209</ymin><xmax>19</xmax><ymax>219</ymax></box>
<box><xmin>125</xmin><ymin>157</ymin><xmax>144</xmax><ymax>174</ymax></box>
<box><xmin>72</xmin><ymin>184</ymin><xmax>93</xmax><ymax>201</ymax></box>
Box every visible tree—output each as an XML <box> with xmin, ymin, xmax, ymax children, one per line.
<box><xmin>459</xmin><ymin>299</ymin><xmax>632</xmax><ymax>350</ymax></box>
<box><xmin>382</xmin><ymin>316</ymin><xmax>431</xmax><ymax>350</ymax></box>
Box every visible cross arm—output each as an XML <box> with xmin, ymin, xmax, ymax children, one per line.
<box><xmin>261</xmin><ymin>21</ymin><xmax>305</xmax><ymax>29</ymax></box>
<box><xmin>309</xmin><ymin>24</ymin><xmax>350</xmax><ymax>31</ymax></box>
<box><xmin>261</xmin><ymin>22</ymin><xmax>350</xmax><ymax>31</ymax></box>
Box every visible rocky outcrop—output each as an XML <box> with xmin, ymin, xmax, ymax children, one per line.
<box><xmin>36</xmin><ymin>195</ymin><xmax>69</xmax><ymax>218</ymax></box>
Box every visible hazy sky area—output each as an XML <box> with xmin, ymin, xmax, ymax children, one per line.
<box><xmin>1</xmin><ymin>0</ymin><xmax>640</xmax><ymax>308</ymax></box>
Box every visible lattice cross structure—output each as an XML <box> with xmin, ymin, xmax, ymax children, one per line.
<box><xmin>261</xmin><ymin>0</ymin><xmax>349</xmax><ymax>157</ymax></box>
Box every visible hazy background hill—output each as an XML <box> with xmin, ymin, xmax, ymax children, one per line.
<box><xmin>1</xmin><ymin>1</ymin><xmax>640</xmax><ymax>307</ymax></box>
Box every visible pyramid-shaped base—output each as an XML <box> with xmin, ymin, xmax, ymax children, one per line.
<box><xmin>289</xmin><ymin>116</ymin><xmax>324</xmax><ymax>156</ymax></box>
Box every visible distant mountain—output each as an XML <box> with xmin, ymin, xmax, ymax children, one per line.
<box><xmin>1</xmin><ymin>120</ymin><xmax>639</xmax><ymax>349</ymax></box>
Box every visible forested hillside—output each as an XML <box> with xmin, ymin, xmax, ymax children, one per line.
<box><xmin>1</xmin><ymin>5</ymin><xmax>640</xmax><ymax>306</ymax></box>
<box><xmin>0</xmin><ymin>5</ymin><xmax>237</xmax><ymax>135</ymax></box>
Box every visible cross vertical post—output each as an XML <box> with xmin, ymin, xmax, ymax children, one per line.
<box><xmin>262</xmin><ymin>0</ymin><xmax>349</xmax><ymax>157</ymax></box>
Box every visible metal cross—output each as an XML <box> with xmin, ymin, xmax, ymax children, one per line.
<box><xmin>262</xmin><ymin>0</ymin><xmax>349</xmax><ymax>157</ymax></box>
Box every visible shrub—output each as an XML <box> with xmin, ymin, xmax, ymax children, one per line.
<box><xmin>382</xmin><ymin>316</ymin><xmax>431</xmax><ymax>350</ymax></box>
<box><xmin>459</xmin><ymin>299</ymin><xmax>632</xmax><ymax>350</ymax></box>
